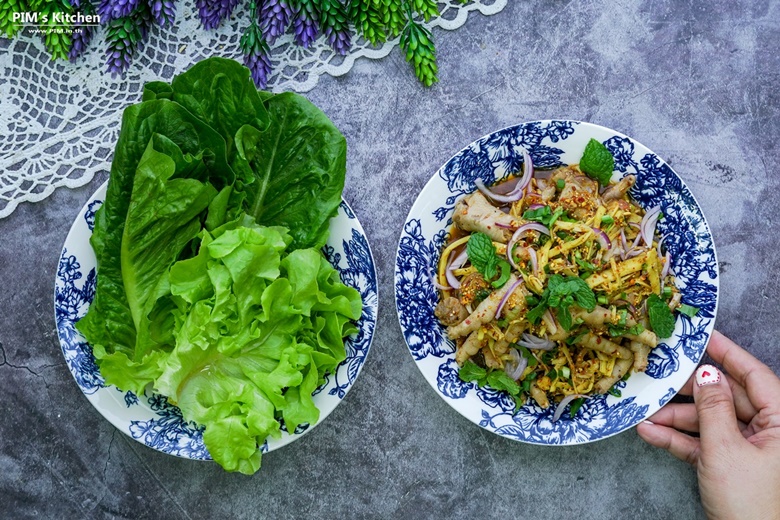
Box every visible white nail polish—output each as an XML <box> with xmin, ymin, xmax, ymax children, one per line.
<box><xmin>695</xmin><ymin>364</ymin><xmax>721</xmax><ymax>386</ymax></box>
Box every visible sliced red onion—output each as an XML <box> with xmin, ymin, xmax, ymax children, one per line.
<box><xmin>533</xmin><ymin>169</ymin><xmax>554</xmax><ymax>180</ymax></box>
<box><xmin>495</xmin><ymin>278</ymin><xmax>524</xmax><ymax>319</ymax></box>
<box><xmin>639</xmin><ymin>205</ymin><xmax>662</xmax><ymax>246</ymax></box>
<box><xmin>661</xmin><ymin>251</ymin><xmax>672</xmax><ymax>278</ymax></box>
<box><xmin>475</xmin><ymin>179</ymin><xmax>524</xmax><ymax>203</ymax></box>
<box><xmin>451</xmin><ymin>249</ymin><xmax>469</xmax><ymax>270</ymax></box>
<box><xmin>518</xmin><ymin>147</ymin><xmax>534</xmax><ymax>191</ymax></box>
<box><xmin>528</xmin><ymin>203</ymin><xmax>545</xmax><ymax>210</ymax></box>
<box><xmin>432</xmin><ymin>278</ymin><xmax>450</xmax><ymax>291</ymax></box>
<box><xmin>527</xmin><ymin>246</ymin><xmax>539</xmax><ymax>275</ymax></box>
<box><xmin>656</xmin><ymin>234</ymin><xmax>668</xmax><ymax>257</ymax></box>
<box><xmin>444</xmin><ymin>249</ymin><xmax>468</xmax><ymax>290</ymax></box>
<box><xmin>491</xmin><ymin>176</ymin><xmax>523</xmax><ymax>195</ymax></box>
<box><xmin>552</xmin><ymin>394</ymin><xmax>589</xmax><ymax>422</ymax></box>
<box><xmin>518</xmin><ymin>332</ymin><xmax>556</xmax><ymax>351</ymax></box>
<box><xmin>592</xmin><ymin>227</ymin><xmax>612</xmax><ymax>250</ymax></box>
<box><xmin>542</xmin><ymin>310</ymin><xmax>558</xmax><ymax>335</ymax></box>
<box><xmin>504</xmin><ymin>348</ymin><xmax>528</xmax><ymax>381</ymax></box>
<box><xmin>625</xmin><ymin>248</ymin><xmax>644</xmax><ymax>259</ymax></box>
<box><xmin>506</xmin><ymin>223</ymin><xmax>550</xmax><ymax>269</ymax></box>
<box><xmin>495</xmin><ymin>222</ymin><xmax>515</xmax><ymax>230</ymax></box>
<box><xmin>445</xmin><ymin>268</ymin><xmax>461</xmax><ymax>290</ymax></box>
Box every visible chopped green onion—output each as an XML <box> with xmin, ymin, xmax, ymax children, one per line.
<box><xmin>601</xmin><ymin>215</ymin><xmax>615</xmax><ymax>226</ymax></box>
<box><xmin>607</xmin><ymin>386</ymin><xmax>622</xmax><ymax>397</ymax></box>
<box><xmin>662</xmin><ymin>286</ymin><xmax>673</xmax><ymax>299</ymax></box>
<box><xmin>597</xmin><ymin>295</ymin><xmax>609</xmax><ymax>305</ymax></box>
<box><xmin>556</xmin><ymin>178</ymin><xmax>565</xmax><ymax>190</ymax></box>
<box><xmin>678</xmin><ymin>304</ymin><xmax>699</xmax><ymax>317</ymax></box>
<box><xmin>526</xmin><ymin>295</ymin><xmax>540</xmax><ymax>306</ymax></box>
<box><xmin>560</xmin><ymin>367</ymin><xmax>571</xmax><ymax>379</ymax></box>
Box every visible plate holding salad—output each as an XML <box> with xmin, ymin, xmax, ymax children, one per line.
<box><xmin>54</xmin><ymin>58</ymin><xmax>378</xmax><ymax>474</ymax></box>
<box><xmin>395</xmin><ymin>120</ymin><xmax>718</xmax><ymax>445</ymax></box>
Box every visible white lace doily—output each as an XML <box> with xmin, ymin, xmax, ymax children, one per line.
<box><xmin>0</xmin><ymin>0</ymin><xmax>506</xmax><ymax>219</ymax></box>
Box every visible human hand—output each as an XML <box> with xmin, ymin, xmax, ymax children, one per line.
<box><xmin>636</xmin><ymin>330</ymin><xmax>780</xmax><ymax>520</ymax></box>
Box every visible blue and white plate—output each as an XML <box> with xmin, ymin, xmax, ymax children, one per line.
<box><xmin>55</xmin><ymin>181</ymin><xmax>378</xmax><ymax>460</ymax></box>
<box><xmin>395</xmin><ymin>120</ymin><xmax>718</xmax><ymax>445</ymax></box>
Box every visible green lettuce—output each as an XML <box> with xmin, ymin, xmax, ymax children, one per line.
<box><xmin>76</xmin><ymin>57</ymin><xmax>360</xmax><ymax>473</ymax></box>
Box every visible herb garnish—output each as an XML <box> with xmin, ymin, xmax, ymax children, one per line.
<box><xmin>466</xmin><ymin>232</ymin><xmax>512</xmax><ymax>288</ymax></box>
<box><xmin>647</xmin><ymin>293</ymin><xmax>676</xmax><ymax>338</ymax></box>
<box><xmin>579</xmin><ymin>138</ymin><xmax>615</xmax><ymax>186</ymax></box>
<box><xmin>523</xmin><ymin>205</ymin><xmax>565</xmax><ymax>228</ymax></box>
<box><xmin>527</xmin><ymin>274</ymin><xmax>597</xmax><ymax>330</ymax></box>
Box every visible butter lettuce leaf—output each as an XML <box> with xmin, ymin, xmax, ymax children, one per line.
<box><xmin>152</xmin><ymin>221</ymin><xmax>361</xmax><ymax>474</ymax></box>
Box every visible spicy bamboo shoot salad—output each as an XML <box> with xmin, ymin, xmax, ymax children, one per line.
<box><xmin>434</xmin><ymin>139</ymin><xmax>699</xmax><ymax>421</ymax></box>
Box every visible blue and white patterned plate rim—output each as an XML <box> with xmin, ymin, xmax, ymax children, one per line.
<box><xmin>55</xmin><ymin>180</ymin><xmax>378</xmax><ymax>460</ymax></box>
<box><xmin>394</xmin><ymin>119</ymin><xmax>718</xmax><ymax>445</ymax></box>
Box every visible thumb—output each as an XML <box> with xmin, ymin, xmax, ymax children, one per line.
<box><xmin>693</xmin><ymin>364</ymin><xmax>743</xmax><ymax>452</ymax></box>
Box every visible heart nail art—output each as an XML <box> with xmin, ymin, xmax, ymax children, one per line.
<box><xmin>696</xmin><ymin>364</ymin><xmax>720</xmax><ymax>386</ymax></box>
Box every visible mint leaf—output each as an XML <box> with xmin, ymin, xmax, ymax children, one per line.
<box><xmin>459</xmin><ymin>361</ymin><xmax>487</xmax><ymax>383</ymax></box>
<box><xmin>647</xmin><ymin>293</ymin><xmax>676</xmax><ymax>338</ymax></box>
<box><xmin>487</xmin><ymin>370</ymin><xmax>521</xmax><ymax>395</ymax></box>
<box><xmin>467</xmin><ymin>232</ymin><xmax>498</xmax><ymax>280</ymax></box>
<box><xmin>547</xmin><ymin>275</ymin><xmax>596</xmax><ymax>312</ymax></box>
<box><xmin>579</xmin><ymin>138</ymin><xmax>614</xmax><ymax>186</ymax></box>
<box><xmin>557</xmin><ymin>306</ymin><xmax>573</xmax><ymax>331</ymax></box>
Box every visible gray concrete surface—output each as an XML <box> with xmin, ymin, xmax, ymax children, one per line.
<box><xmin>2</xmin><ymin>1</ymin><xmax>779</xmax><ymax>518</ymax></box>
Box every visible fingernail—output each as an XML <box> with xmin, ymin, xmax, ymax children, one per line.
<box><xmin>695</xmin><ymin>364</ymin><xmax>721</xmax><ymax>387</ymax></box>
<box><xmin>644</xmin><ymin>420</ymin><xmax>654</xmax><ymax>425</ymax></box>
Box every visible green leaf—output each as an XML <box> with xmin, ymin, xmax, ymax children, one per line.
<box><xmin>467</xmin><ymin>232</ymin><xmax>499</xmax><ymax>280</ymax></box>
<box><xmin>459</xmin><ymin>361</ymin><xmax>487</xmax><ymax>383</ymax></box>
<box><xmin>487</xmin><ymin>370</ymin><xmax>521</xmax><ymax>395</ymax></box>
<box><xmin>579</xmin><ymin>138</ymin><xmax>615</xmax><ymax>186</ymax></box>
<box><xmin>557</xmin><ymin>306</ymin><xmax>572</xmax><ymax>331</ymax></box>
<box><xmin>235</xmin><ymin>92</ymin><xmax>347</xmax><ymax>250</ymax></box>
<box><xmin>647</xmin><ymin>293</ymin><xmax>676</xmax><ymax>338</ymax></box>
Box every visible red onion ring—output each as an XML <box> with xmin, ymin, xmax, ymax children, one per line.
<box><xmin>518</xmin><ymin>147</ymin><xmax>534</xmax><ymax>191</ymax></box>
<box><xmin>527</xmin><ymin>246</ymin><xmax>539</xmax><ymax>275</ymax></box>
<box><xmin>639</xmin><ymin>205</ymin><xmax>662</xmax><ymax>246</ymax></box>
<box><xmin>591</xmin><ymin>227</ymin><xmax>612</xmax><ymax>250</ymax></box>
<box><xmin>541</xmin><ymin>310</ymin><xmax>558</xmax><ymax>335</ymax></box>
<box><xmin>517</xmin><ymin>332</ymin><xmax>556</xmax><ymax>351</ymax></box>
<box><xmin>495</xmin><ymin>278</ymin><xmax>524</xmax><ymax>319</ymax></box>
<box><xmin>444</xmin><ymin>249</ymin><xmax>468</xmax><ymax>289</ymax></box>
<box><xmin>552</xmin><ymin>394</ymin><xmax>589</xmax><ymax>422</ymax></box>
<box><xmin>475</xmin><ymin>179</ymin><xmax>524</xmax><ymax>203</ymax></box>
<box><xmin>504</xmin><ymin>348</ymin><xmax>528</xmax><ymax>381</ymax></box>
<box><xmin>506</xmin><ymin>223</ymin><xmax>550</xmax><ymax>269</ymax></box>
<box><xmin>661</xmin><ymin>251</ymin><xmax>672</xmax><ymax>278</ymax></box>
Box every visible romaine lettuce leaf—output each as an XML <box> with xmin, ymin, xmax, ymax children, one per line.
<box><xmin>234</xmin><ymin>92</ymin><xmax>347</xmax><ymax>250</ymax></box>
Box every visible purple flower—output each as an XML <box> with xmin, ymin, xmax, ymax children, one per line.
<box><xmin>259</xmin><ymin>0</ymin><xmax>292</xmax><ymax>43</ymax></box>
<box><xmin>68</xmin><ymin>23</ymin><xmax>96</xmax><ymax>61</ymax></box>
<box><xmin>292</xmin><ymin>2</ymin><xmax>318</xmax><ymax>48</ymax></box>
<box><xmin>196</xmin><ymin>0</ymin><xmax>240</xmax><ymax>30</ymax></box>
<box><xmin>97</xmin><ymin>0</ymin><xmax>142</xmax><ymax>21</ymax></box>
<box><xmin>148</xmin><ymin>0</ymin><xmax>175</xmax><ymax>26</ymax></box>
<box><xmin>325</xmin><ymin>26</ymin><xmax>350</xmax><ymax>55</ymax></box>
<box><xmin>240</xmin><ymin>22</ymin><xmax>272</xmax><ymax>88</ymax></box>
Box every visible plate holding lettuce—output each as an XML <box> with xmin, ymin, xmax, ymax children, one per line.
<box><xmin>75</xmin><ymin>57</ymin><xmax>363</xmax><ymax>475</ymax></box>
